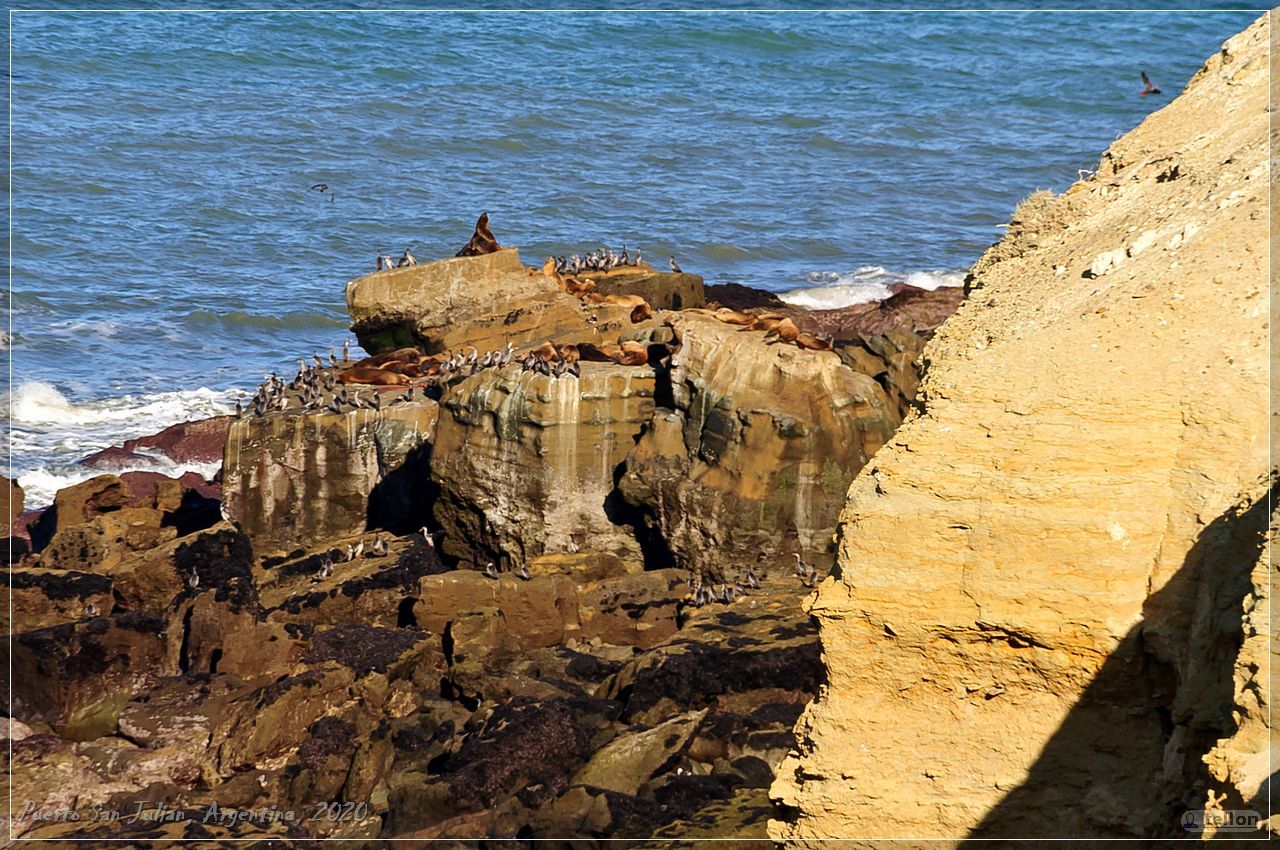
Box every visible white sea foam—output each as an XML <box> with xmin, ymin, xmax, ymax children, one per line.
<box><xmin>17</xmin><ymin>458</ymin><xmax>225</xmax><ymax>511</ymax></box>
<box><xmin>7</xmin><ymin>381</ymin><xmax>246</xmax><ymax>509</ymax></box>
<box><xmin>779</xmin><ymin>265</ymin><xmax>964</xmax><ymax>310</ymax></box>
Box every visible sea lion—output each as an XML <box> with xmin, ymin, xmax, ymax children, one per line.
<box><xmin>630</xmin><ymin>302</ymin><xmax>653</xmax><ymax>323</ymax></box>
<box><xmin>337</xmin><ymin>367</ymin><xmax>410</xmax><ymax>386</ymax></box>
<box><xmin>527</xmin><ymin>341</ymin><xmax>558</xmax><ymax>361</ymax></box>
<box><xmin>555</xmin><ymin>343</ymin><xmax>580</xmax><ymax>364</ymax></box>
<box><xmin>583</xmin><ymin>292</ymin><xmax>608</xmax><ymax>305</ymax></box>
<box><xmin>578</xmin><ymin>341</ymin><xmax>622</xmax><ymax>362</ymax></box>
<box><xmin>763</xmin><ymin>317</ymin><xmax>801</xmax><ymax>344</ymax></box>
<box><xmin>542</xmin><ymin>257</ymin><xmax>558</xmax><ymax>278</ymax></box>
<box><xmin>713</xmin><ymin>307</ymin><xmax>755</xmax><ymax>326</ymax></box>
<box><xmin>358</xmin><ymin>347</ymin><xmax>423</xmax><ymax>368</ymax></box>
<box><xmin>604</xmin><ymin>294</ymin><xmax>646</xmax><ymax>310</ymax></box>
<box><xmin>616</xmin><ymin>341</ymin><xmax>649</xmax><ymax>366</ymax></box>
<box><xmin>455</xmin><ymin>211</ymin><xmax>501</xmax><ymax>257</ymax></box>
<box><xmin>794</xmin><ymin>332</ymin><xmax>834</xmax><ymax>351</ymax></box>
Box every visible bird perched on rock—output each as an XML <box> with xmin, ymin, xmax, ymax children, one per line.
<box><xmin>482</xmin><ymin>561</ymin><xmax>500</xmax><ymax>579</ymax></box>
<box><xmin>371</xmin><ymin>534</ymin><xmax>388</xmax><ymax>557</ymax></box>
<box><xmin>669</xmin><ymin>256</ymin><xmax>683</xmax><ymax>274</ymax></box>
<box><xmin>515</xmin><ymin>563</ymin><xmax>532</xmax><ymax>581</ymax></box>
<box><xmin>419</xmin><ymin>526</ymin><xmax>435</xmax><ymax>548</ymax></box>
<box><xmin>397</xmin><ymin>249</ymin><xmax>417</xmax><ymax>267</ymax></box>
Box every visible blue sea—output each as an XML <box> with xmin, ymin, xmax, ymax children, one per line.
<box><xmin>5</xmin><ymin>7</ymin><xmax>1260</xmax><ymax>506</ymax></box>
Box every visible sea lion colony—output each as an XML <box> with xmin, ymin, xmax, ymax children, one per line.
<box><xmin>237</xmin><ymin>212</ymin><xmax>838</xmax><ymax>421</ymax></box>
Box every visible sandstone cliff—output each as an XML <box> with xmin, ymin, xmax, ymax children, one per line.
<box><xmin>771</xmin><ymin>14</ymin><xmax>1272</xmax><ymax>842</ymax></box>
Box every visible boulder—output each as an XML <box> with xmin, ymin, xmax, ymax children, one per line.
<box><xmin>347</xmin><ymin>249</ymin><xmax>579</xmax><ymax>355</ymax></box>
<box><xmin>38</xmin><ymin>507</ymin><xmax>177</xmax><ymax>573</ymax></box>
<box><xmin>573</xmin><ymin>708</ymin><xmax>707</xmax><ymax>794</ymax></box>
<box><xmin>619</xmin><ymin>313</ymin><xmax>899</xmax><ymax>578</ymax></box>
<box><xmin>591</xmin><ymin>267</ymin><xmax>706</xmax><ymax>311</ymax></box>
<box><xmin>6</xmin><ymin>568</ymin><xmax>114</xmax><ymax>631</ymax></box>
<box><xmin>221</xmin><ymin>401</ymin><xmax>439</xmax><ymax>556</ymax></box>
<box><xmin>576</xmin><ymin>570</ymin><xmax>685</xmax><ymax>649</ymax></box>
<box><xmin>27</xmin><ymin>474</ymin><xmax>129</xmax><ymax>551</ymax></box>
<box><xmin>431</xmin><ymin>362</ymin><xmax>656</xmax><ymax>569</ymax></box>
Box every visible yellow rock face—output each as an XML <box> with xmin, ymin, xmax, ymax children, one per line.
<box><xmin>771</xmin><ymin>14</ymin><xmax>1271</xmax><ymax>843</ymax></box>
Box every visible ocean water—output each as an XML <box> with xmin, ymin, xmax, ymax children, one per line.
<box><xmin>6</xmin><ymin>8</ymin><xmax>1259</xmax><ymax>507</ymax></box>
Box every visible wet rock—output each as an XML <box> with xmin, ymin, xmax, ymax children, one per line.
<box><xmin>432</xmin><ymin>363</ymin><xmax>656</xmax><ymax>569</ymax></box>
<box><xmin>221</xmin><ymin>401</ymin><xmax>438</xmax><ymax>556</ymax></box>
<box><xmin>620</xmin><ymin>313</ymin><xmax>898</xmax><ymax>577</ymax></box>
<box><xmin>121</xmin><ymin>415</ymin><xmax>233</xmax><ymax>466</ymax></box>
<box><xmin>78</xmin><ymin>445</ymin><xmax>153</xmax><ymax>469</ymax></box>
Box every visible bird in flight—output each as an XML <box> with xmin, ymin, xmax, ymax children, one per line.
<box><xmin>1140</xmin><ymin>71</ymin><xmax>1162</xmax><ymax>96</ymax></box>
<box><xmin>309</xmin><ymin>183</ymin><xmax>335</xmax><ymax>202</ymax></box>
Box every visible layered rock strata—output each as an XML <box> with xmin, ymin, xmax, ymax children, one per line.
<box><xmin>771</xmin><ymin>16</ymin><xmax>1272</xmax><ymax>842</ymax></box>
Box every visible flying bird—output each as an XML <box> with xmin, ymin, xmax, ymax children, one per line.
<box><xmin>309</xmin><ymin>183</ymin><xmax>335</xmax><ymax>202</ymax></box>
<box><xmin>1139</xmin><ymin>71</ymin><xmax>1161</xmax><ymax>96</ymax></box>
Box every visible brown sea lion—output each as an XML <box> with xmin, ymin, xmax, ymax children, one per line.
<box><xmin>338</xmin><ymin>367</ymin><xmax>410</xmax><ymax>386</ymax></box>
<box><xmin>583</xmin><ymin>292</ymin><xmax>608</xmax><ymax>305</ymax></box>
<box><xmin>794</xmin><ymin>332</ymin><xmax>834</xmax><ymax>351</ymax></box>
<box><xmin>358</xmin><ymin>347</ymin><xmax>423</xmax><ymax>368</ymax></box>
<box><xmin>763</xmin><ymin>317</ymin><xmax>801</xmax><ymax>344</ymax></box>
<box><xmin>713</xmin><ymin>307</ymin><xmax>754</xmax><ymax>326</ymax></box>
<box><xmin>555</xmin><ymin>343</ymin><xmax>580</xmax><ymax>364</ymax></box>
<box><xmin>455</xmin><ymin>211</ymin><xmax>501</xmax><ymax>257</ymax></box>
<box><xmin>629</xmin><ymin>302</ymin><xmax>653</xmax><ymax>323</ymax></box>
<box><xmin>541</xmin><ymin>257</ymin><xmax>559</xmax><ymax>278</ymax></box>
<box><xmin>578</xmin><ymin>341</ymin><xmax>622</xmax><ymax>362</ymax></box>
<box><xmin>749</xmin><ymin>315</ymin><xmax>785</xmax><ymax>333</ymax></box>
<box><xmin>528</xmin><ymin>341</ymin><xmax>558</xmax><ymax>361</ymax></box>
<box><xmin>616</xmin><ymin>341</ymin><xmax>649</xmax><ymax>366</ymax></box>
<box><xmin>604</xmin><ymin>294</ymin><xmax>646</xmax><ymax>310</ymax></box>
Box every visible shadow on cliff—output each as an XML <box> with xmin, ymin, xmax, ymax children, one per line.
<box><xmin>960</xmin><ymin>480</ymin><xmax>1272</xmax><ymax>842</ymax></box>
<box><xmin>367</xmin><ymin>442</ymin><xmax>438</xmax><ymax>536</ymax></box>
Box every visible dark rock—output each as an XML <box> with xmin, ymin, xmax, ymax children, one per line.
<box><xmin>302</xmin><ymin>622</ymin><xmax>427</xmax><ymax>676</ymax></box>
<box><xmin>704</xmin><ymin>282</ymin><xmax>787</xmax><ymax>311</ymax></box>
<box><xmin>121</xmin><ymin>415</ymin><xmax>232</xmax><ymax>465</ymax></box>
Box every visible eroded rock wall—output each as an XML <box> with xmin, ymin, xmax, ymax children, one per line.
<box><xmin>771</xmin><ymin>15</ymin><xmax>1272</xmax><ymax>842</ymax></box>
<box><xmin>221</xmin><ymin>402</ymin><xmax>438</xmax><ymax>556</ymax></box>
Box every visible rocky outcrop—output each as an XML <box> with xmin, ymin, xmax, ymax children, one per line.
<box><xmin>432</xmin><ymin>363</ymin><xmax>657</xmax><ymax>568</ymax></box>
<box><xmin>771</xmin><ymin>16</ymin><xmax>1271</xmax><ymax>842</ymax></box>
<box><xmin>620</xmin><ymin>312</ymin><xmax>899</xmax><ymax>577</ymax></box>
<box><xmin>221</xmin><ymin>401</ymin><xmax>438</xmax><ymax>556</ymax></box>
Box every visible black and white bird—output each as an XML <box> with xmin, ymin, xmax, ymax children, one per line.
<box><xmin>1139</xmin><ymin>71</ymin><xmax>1162</xmax><ymax>96</ymax></box>
<box><xmin>669</xmin><ymin>256</ymin><xmax>683</xmax><ymax>274</ymax></box>
<box><xmin>482</xmin><ymin>561</ymin><xmax>500</xmax><ymax>580</ymax></box>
